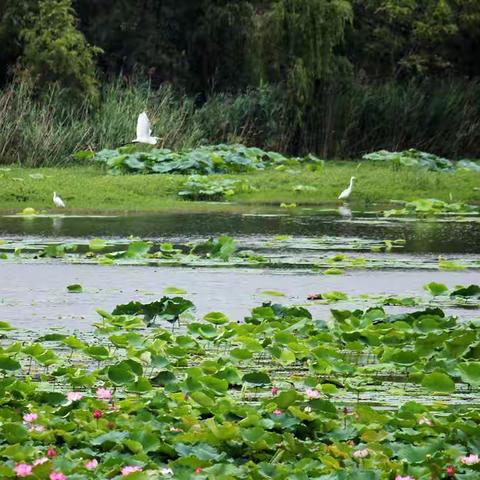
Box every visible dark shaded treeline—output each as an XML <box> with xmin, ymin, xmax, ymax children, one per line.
<box><xmin>0</xmin><ymin>0</ymin><xmax>479</xmax><ymax>158</ymax></box>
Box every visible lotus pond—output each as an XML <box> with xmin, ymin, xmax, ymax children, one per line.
<box><xmin>0</xmin><ymin>207</ymin><xmax>480</xmax><ymax>479</ymax></box>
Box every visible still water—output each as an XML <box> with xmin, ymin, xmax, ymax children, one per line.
<box><xmin>1</xmin><ymin>207</ymin><xmax>480</xmax><ymax>253</ymax></box>
<box><xmin>1</xmin><ymin>207</ymin><xmax>479</xmax><ymax>331</ymax></box>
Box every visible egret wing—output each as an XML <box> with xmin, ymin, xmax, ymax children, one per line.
<box><xmin>136</xmin><ymin>112</ymin><xmax>151</xmax><ymax>139</ymax></box>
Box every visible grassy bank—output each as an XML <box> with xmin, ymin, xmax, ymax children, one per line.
<box><xmin>0</xmin><ymin>163</ymin><xmax>479</xmax><ymax>212</ymax></box>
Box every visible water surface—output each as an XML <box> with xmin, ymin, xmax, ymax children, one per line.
<box><xmin>1</xmin><ymin>207</ymin><xmax>480</xmax><ymax>253</ymax></box>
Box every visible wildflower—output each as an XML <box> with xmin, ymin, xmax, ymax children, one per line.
<box><xmin>446</xmin><ymin>465</ymin><xmax>455</xmax><ymax>476</ymax></box>
<box><xmin>32</xmin><ymin>425</ymin><xmax>45</xmax><ymax>432</ymax></box>
<box><xmin>395</xmin><ymin>476</ymin><xmax>416</xmax><ymax>480</ymax></box>
<box><xmin>460</xmin><ymin>454</ymin><xmax>480</xmax><ymax>465</ymax></box>
<box><xmin>23</xmin><ymin>412</ymin><xmax>38</xmax><ymax>423</ymax></box>
<box><xmin>50</xmin><ymin>472</ymin><xmax>67</xmax><ymax>480</ymax></box>
<box><xmin>353</xmin><ymin>448</ymin><xmax>369</xmax><ymax>459</ymax></box>
<box><xmin>273</xmin><ymin>409</ymin><xmax>282</xmax><ymax>416</ymax></box>
<box><xmin>33</xmin><ymin>457</ymin><xmax>48</xmax><ymax>466</ymax></box>
<box><xmin>96</xmin><ymin>387</ymin><xmax>112</xmax><ymax>400</ymax></box>
<box><xmin>93</xmin><ymin>409</ymin><xmax>103</xmax><ymax>419</ymax></box>
<box><xmin>305</xmin><ymin>388</ymin><xmax>321</xmax><ymax>399</ymax></box>
<box><xmin>67</xmin><ymin>392</ymin><xmax>83</xmax><ymax>402</ymax></box>
<box><xmin>271</xmin><ymin>386</ymin><xmax>278</xmax><ymax>395</ymax></box>
<box><xmin>195</xmin><ymin>467</ymin><xmax>203</xmax><ymax>474</ymax></box>
<box><xmin>159</xmin><ymin>467</ymin><xmax>173</xmax><ymax>475</ymax></box>
<box><xmin>418</xmin><ymin>416</ymin><xmax>432</xmax><ymax>426</ymax></box>
<box><xmin>14</xmin><ymin>464</ymin><xmax>32</xmax><ymax>477</ymax></box>
<box><xmin>85</xmin><ymin>459</ymin><xmax>98</xmax><ymax>470</ymax></box>
<box><xmin>121</xmin><ymin>466</ymin><xmax>143</xmax><ymax>476</ymax></box>
<box><xmin>47</xmin><ymin>448</ymin><xmax>57</xmax><ymax>458</ymax></box>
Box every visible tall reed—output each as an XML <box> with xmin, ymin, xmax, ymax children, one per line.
<box><xmin>0</xmin><ymin>78</ymin><xmax>478</xmax><ymax>166</ymax></box>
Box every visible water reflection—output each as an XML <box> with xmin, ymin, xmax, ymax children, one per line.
<box><xmin>0</xmin><ymin>208</ymin><xmax>479</xmax><ymax>254</ymax></box>
<box><xmin>52</xmin><ymin>216</ymin><xmax>64</xmax><ymax>233</ymax></box>
<box><xmin>338</xmin><ymin>205</ymin><xmax>352</xmax><ymax>218</ymax></box>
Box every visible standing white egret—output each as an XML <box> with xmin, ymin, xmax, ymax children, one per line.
<box><xmin>133</xmin><ymin>112</ymin><xmax>158</xmax><ymax>145</ymax></box>
<box><xmin>53</xmin><ymin>192</ymin><xmax>65</xmax><ymax>208</ymax></box>
<box><xmin>338</xmin><ymin>176</ymin><xmax>356</xmax><ymax>200</ymax></box>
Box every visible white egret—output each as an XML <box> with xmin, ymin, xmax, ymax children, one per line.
<box><xmin>133</xmin><ymin>111</ymin><xmax>158</xmax><ymax>145</ymax></box>
<box><xmin>53</xmin><ymin>192</ymin><xmax>65</xmax><ymax>208</ymax></box>
<box><xmin>338</xmin><ymin>176</ymin><xmax>356</xmax><ymax>200</ymax></box>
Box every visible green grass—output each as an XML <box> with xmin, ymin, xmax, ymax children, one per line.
<box><xmin>0</xmin><ymin>162</ymin><xmax>479</xmax><ymax>212</ymax></box>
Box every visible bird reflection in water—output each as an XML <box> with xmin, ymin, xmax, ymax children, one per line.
<box><xmin>52</xmin><ymin>216</ymin><xmax>64</xmax><ymax>232</ymax></box>
<box><xmin>338</xmin><ymin>204</ymin><xmax>352</xmax><ymax>218</ymax></box>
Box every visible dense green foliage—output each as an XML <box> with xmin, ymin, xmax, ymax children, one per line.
<box><xmin>1</xmin><ymin>297</ymin><xmax>480</xmax><ymax>478</ymax></box>
<box><xmin>1</xmin><ymin>0</ymin><xmax>480</xmax><ymax>160</ymax></box>
<box><xmin>363</xmin><ymin>150</ymin><xmax>480</xmax><ymax>173</ymax></box>
<box><xmin>178</xmin><ymin>176</ymin><xmax>255</xmax><ymax>201</ymax></box>
<box><xmin>88</xmin><ymin>144</ymin><xmax>323</xmax><ymax>175</ymax></box>
<box><xmin>0</xmin><ymin>0</ymin><xmax>98</xmax><ymax>98</ymax></box>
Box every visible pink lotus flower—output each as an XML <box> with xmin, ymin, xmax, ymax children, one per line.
<box><xmin>93</xmin><ymin>409</ymin><xmax>103</xmax><ymax>419</ymax></box>
<box><xmin>33</xmin><ymin>457</ymin><xmax>48</xmax><ymax>466</ymax></box>
<box><xmin>446</xmin><ymin>465</ymin><xmax>455</xmax><ymax>476</ymax></box>
<box><xmin>195</xmin><ymin>467</ymin><xmax>203</xmax><ymax>474</ymax></box>
<box><xmin>96</xmin><ymin>387</ymin><xmax>112</xmax><ymax>400</ymax></box>
<box><xmin>353</xmin><ymin>448</ymin><xmax>369</xmax><ymax>458</ymax></box>
<box><xmin>305</xmin><ymin>388</ymin><xmax>321</xmax><ymax>399</ymax></box>
<box><xmin>121</xmin><ymin>466</ymin><xmax>143</xmax><ymax>476</ymax></box>
<box><xmin>23</xmin><ymin>412</ymin><xmax>38</xmax><ymax>423</ymax></box>
<box><xmin>418</xmin><ymin>416</ymin><xmax>432</xmax><ymax>426</ymax></box>
<box><xmin>47</xmin><ymin>448</ymin><xmax>57</xmax><ymax>458</ymax></box>
<box><xmin>460</xmin><ymin>454</ymin><xmax>480</xmax><ymax>465</ymax></box>
<box><xmin>67</xmin><ymin>391</ymin><xmax>83</xmax><ymax>402</ymax></box>
<box><xmin>14</xmin><ymin>464</ymin><xmax>32</xmax><ymax>477</ymax></box>
<box><xmin>50</xmin><ymin>472</ymin><xmax>67</xmax><ymax>480</ymax></box>
<box><xmin>273</xmin><ymin>409</ymin><xmax>282</xmax><ymax>416</ymax></box>
<box><xmin>271</xmin><ymin>386</ymin><xmax>278</xmax><ymax>395</ymax></box>
<box><xmin>85</xmin><ymin>459</ymin><xmax>98</xmax><ymax>470</ymax></box>
<box><xmin>395</xmin><ymin>476</ymin><xmax>416</xmax><ymax>480</ymax></box>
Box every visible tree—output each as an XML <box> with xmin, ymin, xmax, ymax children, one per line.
<box><xmin>1</xmin><ymin>0</ymin><xmax>99</xmax><ymax>98</ymax></box>
<box><xmin>260</xmin><ymin>0</ymin><xmax>353</xmax><ymax>150</ymax></box>
<box><xmin>347</xmin><ymin>0</ymin><xmax>480</xmax><ymax>78</ymax></box>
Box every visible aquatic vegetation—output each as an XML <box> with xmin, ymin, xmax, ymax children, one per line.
<box><xmin>363</xmin><ymin>149</ymin><xmax>480</xmax><ymax>173</ymax></box>
<box><xmin>88</xmin><ymin>144</ymin><xmax>324</xmax><ymax>175</ymax></box>
<box><xmin>178</xmin><ymin>175</ymin><xmax>254</xmax><ymax>201</ymax></box>
<box><xmin>66</xmin><ymin>284</ymin><xmax>83</xmax><ymax>293</ymax></box>
<box><xmin>1</xmin><ymin>235</ymin><xmax>478</xmax><ymax>273</ymax></box>
<box><xmin>292</xmin><ymin>184</ymin><xmax>318</xmax><ymax>193</ymax></box>
<box><xmin>384</xmin><ymin>198</ymin><xmax>479</xmax><ymax>217</ymax></box>
<box><xmin>19</xmin><ymin>207</ymin><xmax>40</xmax><ymax>216</ymax></box>
<box><xmin>1</xmin><ymin>299</ymin><xmax>480</xmax><ymax>478</ymax></box>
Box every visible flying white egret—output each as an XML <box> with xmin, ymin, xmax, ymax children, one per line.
<box><xmin>338</xmin><ymin>176</ymin><xmax>356</xmax><ymax>201</ymax></box>
<box><xmin>53</xmin><ymin>192</ymin><xmax>65</xmax><ymax>208</ymax></box>
<box><xmin>133</xmin><ymin>111</ymin><xmax>158</xmax><ymax>145</ymax></box>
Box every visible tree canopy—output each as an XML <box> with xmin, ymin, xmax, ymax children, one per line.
<box><xmin>1</xmin><ymin>0</ymin><xmax>479</xmax><ymax>98</ymax></box>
